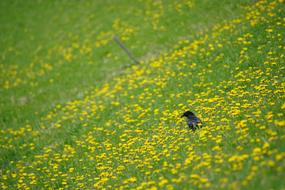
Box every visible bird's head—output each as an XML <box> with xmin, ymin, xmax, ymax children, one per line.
<box><xmin>181</xmin><ymin>111</ymin><xmax>195</xmax><ymax>118</ymax></box>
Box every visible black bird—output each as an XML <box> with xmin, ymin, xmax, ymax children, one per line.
<box><xmin>181</xmin><ymin>111</ymin><xmax>202</xmax><ymax>131</ymax></box>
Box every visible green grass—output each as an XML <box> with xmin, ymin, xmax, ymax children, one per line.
<box><xmin>1</xmin><ymin>0</ymin><xmax>285</xmax><ymax>189</ymax></box>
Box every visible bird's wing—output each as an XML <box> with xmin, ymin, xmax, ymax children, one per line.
<box><xmin>196</xmin><ymin>117</ymin><xmax>202</xmax><ymax>123</ymax></box>
<box><xmin>189</xmin><ymin>115</ymin><xmax>201</xmax><ymax>123</ymax></box>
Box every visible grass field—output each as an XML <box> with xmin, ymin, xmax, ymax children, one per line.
<box><xmin>1</xmin><ymin>0</ymin><xmax>285</xmax><ymax>189</ymax></box>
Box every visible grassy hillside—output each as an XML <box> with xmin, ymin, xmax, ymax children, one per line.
<box><xmin>1</xmin><ymin>0</ymin><xmax>285</xmax><ymax>189</ymax></box>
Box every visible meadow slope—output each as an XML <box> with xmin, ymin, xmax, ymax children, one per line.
<box><xmin>1</xmin><ymin>0</ymin><xmax>285</xmax><ymax>189</ymax></box>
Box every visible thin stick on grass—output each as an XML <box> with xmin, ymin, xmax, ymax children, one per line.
<box><xmin>113</xmin><ymin>35</ymin><xmax>139</xmax><ymax>64</ymax></box>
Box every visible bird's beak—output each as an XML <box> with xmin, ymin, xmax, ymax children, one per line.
<box><xmin>180</xmin><ymin>115</ymin><xmax>184</xmax><ymax>118</ymax></box>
